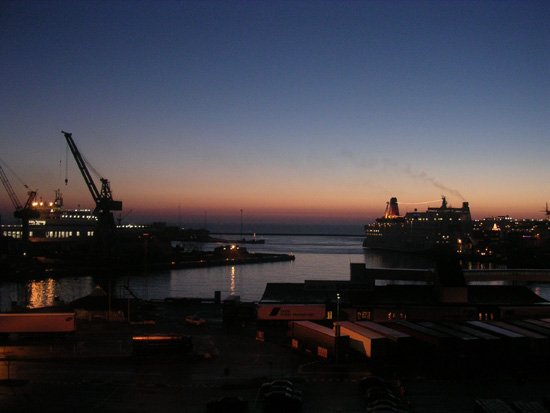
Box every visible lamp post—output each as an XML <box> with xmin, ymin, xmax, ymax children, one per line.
<box><xmin>337</xmin><ymin>293</ymin><xmax>340</xmax><ymax>325</ymax></box>
<box><xmin>335</xmin><ymin>293</ymin><xmax>340</xmax><ymax>364</ymax></box>
<box><xmin>240</xmin><ymin>209</ymin><xmax>243</xmax><ymax>239</ymax></box>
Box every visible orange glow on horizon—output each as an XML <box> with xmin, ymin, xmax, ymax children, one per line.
<box><xmin>3</xmin><ymin>186</ymin><xmax>549</xmax><ymax>226</ymax></box>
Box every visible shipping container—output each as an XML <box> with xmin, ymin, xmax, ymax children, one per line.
<box><xmin>389</xmin><ymin>320</ymin><xmax>454</xmax><ymax>351</ymax></box>
<box><xmin>355</xmin><ymin>320</ymin><xmax>414</xmax><ymax>358</ymax></box>
<box><xmin>419</xmin><ymin>321</ymin><xmax>480</xmax><ymax>355</ymax></box>
<box><xmin>290</xmin><ymin>321</ymin><xmax>348</xmax><ymax>359</ymax></box>
<box><xmin>335</xmin><ymin>321</ymin><xmax>386</xmax><ymax>359</ymax></box>
<box><xmin>0</xmin><ymin>313</ymin><xmax>75</xmax><ymax>336</ymax></box>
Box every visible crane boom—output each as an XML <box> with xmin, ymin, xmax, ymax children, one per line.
<box><xmin>0</xmin><ymin>163</ymin><xmax>39</xmax><ymax>246</ymax></box>
<box><xmin>61</xmin><ymin>131</ymin><xmax>122</xmax><ymax>214</ymax></box>
<box><xmin>0</xmin><ymin>163</ymin><xmax>23</xmax><ymax>211</ymax></box>
<box><xmin>62</xmin><ymin>131</ymin><xmax>101</xmax><ymax>206</ymax></box>
<box><xmin>0</xmin><ymin>163</ymin><xmax>39</xmax><ymax>218</ymax></box>
<box><xmin>61</xmin><ymin>131</ymin><xmax>122</xmax><ymax>262</ymax></box>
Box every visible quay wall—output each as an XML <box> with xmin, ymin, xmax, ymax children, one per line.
<box><xmin>464</xmin><ymin>269</ymin><xmax>550</xmax><ymax>282</ymax></box>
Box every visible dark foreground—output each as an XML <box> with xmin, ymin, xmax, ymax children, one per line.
<box><xmin>1</xmin><ymin>301</ymin><xmax>549</xmax><ymax>412</ymax></box>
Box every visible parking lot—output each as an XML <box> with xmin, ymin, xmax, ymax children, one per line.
<box><xmin>0</xmin><ymin>300</ymin><xmax>367</xmax><ymax>412</ymax></box>
<box><xmin>1</xmin><ymin>300</ymin><xmax>550</xmax><ymax>412</ymax></box>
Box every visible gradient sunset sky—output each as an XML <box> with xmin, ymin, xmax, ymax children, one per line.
<box><xmin>1</xmin><ymin>1</ymin><xmax>549</xmax><ymax>228</ymax></box>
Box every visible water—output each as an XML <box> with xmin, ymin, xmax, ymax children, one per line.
<box><xmin>1</xmin><ymin>234</ymin><xmax>549</xmax><ymax>311</ymax></box>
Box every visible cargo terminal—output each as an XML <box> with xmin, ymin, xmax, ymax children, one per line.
<box><xmin>256</xmin><ymin>258</ymin><xmax>550</xmax><ymax>367</ymax></box>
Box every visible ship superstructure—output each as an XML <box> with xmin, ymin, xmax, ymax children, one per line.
<box><xmin>363</xmin><ymin>197</ymin><xmax>472</xmax><ymax>254</ymax></box>
<box><xmin>2</xmin><ymin>189</ymin><xmax>97</xmax><ymax>240</ymax></box>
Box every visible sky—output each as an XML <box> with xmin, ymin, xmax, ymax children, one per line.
<box><xmin>1</xmin><ymin>0</ymin><xmax>549</xmax><ymax>229</ymax></box>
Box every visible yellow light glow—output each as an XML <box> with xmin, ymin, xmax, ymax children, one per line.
<box><xmin>28</xmin><ymin>279</ymin><xmax>56</xmax><ymax>309</ymax></box>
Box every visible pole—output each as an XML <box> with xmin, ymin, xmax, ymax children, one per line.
<box><xmin>336</xmin><ymin>293</ymin><xmax>340</xmax><ymax>364</ymax></box>
<box><xmin>240</xmin><ymin>209</ymin><xmax>243</xmax><ymax>239</ymax></box>
<box><xmin>108</xmin><ymin>277</ymin><xmax>111</xmax><ymax>323</ymax></box>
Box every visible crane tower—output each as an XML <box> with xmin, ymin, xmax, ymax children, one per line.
<box><xmin>0</xmin><ymin>163</ymin><xmax>40</xmax><ymax>245</ymax></box>
<box><xmin>62</xmin><ymin>131</ymin><xmax>122</xmax><ymax>261</ymax></box>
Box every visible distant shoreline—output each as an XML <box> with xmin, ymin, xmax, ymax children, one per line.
<box><xmin>209</xmin><ymin>232</ymin><xmax>364</xmax><ymax>237</ymax></box>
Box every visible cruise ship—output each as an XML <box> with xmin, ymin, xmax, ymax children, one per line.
<box><xmin>363</xmin><ymin>197</ymin><xmax>473</xmax><ymax>254</ymax></box>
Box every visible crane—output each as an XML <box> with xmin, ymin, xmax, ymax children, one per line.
<box><xmin>0</xmin><ymin>163</ymin><xmax>40</xmax><ymax>243</ymax></box>
<box><xmin>62</xmin><ymin>131</ymin><xmax>122</xmax><ymax>260</ymax></box>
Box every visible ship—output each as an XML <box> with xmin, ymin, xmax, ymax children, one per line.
<box><xmin>1</xmin><ymin>189</ymin><xmax>97</xmax><ymax>241</ymax></box>
<box><xmin>363</xmin><ymin>196</ymin><xmax>473</xmax><ymax>254</ymax></box>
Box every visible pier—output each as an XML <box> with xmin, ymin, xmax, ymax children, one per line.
<box><xmin>464</xmin><ymin>269</ymin><xmax>550</xmax><ymax>282</ymax></box>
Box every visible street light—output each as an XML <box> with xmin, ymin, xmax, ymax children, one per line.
<box><xmin>337</xmin><ymin>293</ymin><xmax>340</xmax><ymax>325</ymax></box>
<box><xmin>335</xmin><ymin>293</ymin><xmax>340</xmax><ymax>364</ymax></box>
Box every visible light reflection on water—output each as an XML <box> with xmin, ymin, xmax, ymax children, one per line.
<box><xmin>0</xmin><ymin>235</ymin><xmax>549</xmax><ymax>310</ymax></box>
<box><xmin>28</xmin><ymin>279</ymin><xmax>56</xmax><ymax>309</ymax></box>
<box><xmin>17</xmin><ymin>277</ymin><xmax>96</xmax><ymax>310</ymax></box>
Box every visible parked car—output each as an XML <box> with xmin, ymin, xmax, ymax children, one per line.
<box><xmin>260</xmin><ymin>380</ymin><xmax>302</xmax><ymax>399</ymax></box>
<box><xmin>263</xmin><ymin>390</ymin><xmax>302</xmax><ymax>412</ymax></box>
<box><xmin>358</xmin><ymin>376</ymin><xmax>396</xmax><ymax>394</ymax></box>
<box><xmin>205</xmin><ymin>395</ymin><xmax>248</xmax><ymax>412</ymax></box>
<box><xmin>367</xmin><ymin>399</ymin><xmax>408</xmax><ymax>411</ymax></box>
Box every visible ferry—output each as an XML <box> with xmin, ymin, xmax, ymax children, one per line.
<box><xmin>2</xmin><ymin>189</ymin><xmax>97</xmax><ymax>240</ymax></box>
<box><xmin>363</xmin><ymin>196</ymin><xmax>473</xmax><ymax>254</ymax></box>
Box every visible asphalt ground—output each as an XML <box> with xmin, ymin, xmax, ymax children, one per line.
<box><xmin>0</xmin><ymin>301</ymin><xmax>368</xmax><ymax>412</ymax></box>
<box><xmin>1</xmin><ymin>300</ymin><xmax>550</xmax><ymax>412</ymax></box>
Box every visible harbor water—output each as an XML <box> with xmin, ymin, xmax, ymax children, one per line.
<box><xmin>1</xmin><ymin>234</ymin><xmax>550</xmax><ymax>311</ymax></box>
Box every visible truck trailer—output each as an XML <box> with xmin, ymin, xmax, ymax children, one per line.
<box><xmin>290</xmin><ymin>321</ymin><xmax>348</xmax><ymax>359</ymax></box>
<box><xmin>0</xmin><ymin>313</ymin><xmax>75</xmax><ymax>336</ymax></box>
<box><xmin>335</xmin><ymin>321</ymin><xmax>386</xmax><ymax>359</ymax></box>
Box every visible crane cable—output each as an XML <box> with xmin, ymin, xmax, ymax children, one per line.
<box><xmin>62</xmin><ymin>139</ymin><xmax>105</xmax><ymax>184</ymax></box>
<box><xmin>65</xmin><ymin>144</ymin><xmax>69</xmax><ymax>184</ymax></box>
<box><xmin>80</xmin><ymin>152</ymin><xmax>104</xmax><ymax>180</ymax></box>
<box><xmin>0</xmin><ymin>155</ymin><xmax>29</xmax><ymax>189</ymax></box>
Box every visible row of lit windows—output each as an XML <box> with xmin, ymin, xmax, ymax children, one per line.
<box><xmin>278</xmin><ymin>310</ymin><xmax>494</xmax><ymax>323</ymax></box>
<box><xmin>388</xmin><ymin>312</ymin><xmax>407</xmax><ymax>320</ymax></box>
<box><xmin>62</xmin><ymin>215</ymin><xmax>96</xmax><ymax>220</ymax></box>
<box><xmin>356</xmin><ymin>311</ymin><xmax>372</xmax><ymax>321</ymax></box>
<box><xmin>479</xmin><ymin>312</ymin><xmax>494</xmax><ymax>321</ymax></box>
<box><xmin>330</xmin><ymin>311</ymin><xmax>494</xmax><ymax>322</ymax></box>
<box><xmin>2</xmin><ymin>231</ymin><xmax>21</xmax><ymax>238</ymax></box>
<box><xmin>46</xmin><ymin>231</ymin><xmax>81</xmax><ymax>238</ymax></box>
<box><xmin>1</xmin><ymin>230</ymin><xmax>93</xmax><ymax>238</ymax></box>
<box><xmin>364</xmin><ymin>312</ymin><xmax>492</xmax><ymax>321</ymax></box>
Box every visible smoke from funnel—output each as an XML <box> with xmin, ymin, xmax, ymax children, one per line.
<box><xmin>381</xmin><ymin>159</ymin><xmax>465</xmax><ymax>201</ymax></box>
<box><xmin>401</xmin><ymin>164</ymin><xmax>465</xmax><ymax>201</ymax></box>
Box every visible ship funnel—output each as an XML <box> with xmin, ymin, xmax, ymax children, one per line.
<box><xmin>385</xmin><ymin>197</ymin><xmax>400</xmax><ymax>218</ymax></box>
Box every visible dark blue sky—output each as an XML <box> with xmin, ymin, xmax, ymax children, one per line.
<box><xmin>1</xmin><ymin>1</ymin><xmax>549</xmax><ymax>225</ymax></box>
